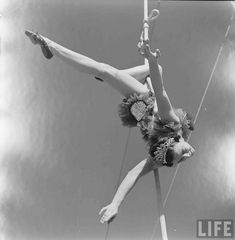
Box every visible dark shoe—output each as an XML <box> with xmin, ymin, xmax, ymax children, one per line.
<box><xmin>25</xmin><ymin>30</ymin><xmax>53</xmax><ymax>59</ymax></box>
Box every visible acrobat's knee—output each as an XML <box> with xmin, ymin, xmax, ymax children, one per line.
<box><xmin>96</xmin><ymin>63</ymin><xmax>119</xmax><ymax>81</ymax></box>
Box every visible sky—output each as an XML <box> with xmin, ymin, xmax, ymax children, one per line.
<box><xmin>1</xmin><ymin>0</ymin><xmax>235</xmax><ymax>240</ymax></box>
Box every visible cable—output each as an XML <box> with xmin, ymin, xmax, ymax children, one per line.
<box><xmin>104</xmin><ymin>128</ymin><xmax>131</xmax><ymax>240</ymax></box>
<box><xmin>149</xmin><ymin>12</ymin><xmax>234</xmax><ymax>240</ymax></box>
<box><xmin>163</xmin><ymin>23</ymin><xmax>230</xmax><ymax>210</ymax></box>
<box><xmin>163</xmin><ymin>11</ymin><xmax>235</xmax><ymax>210</ymax></box>
<box><xmin>115</xmin><ymin>128</ymin><xmax>132</xmax><ymax>191</ymax></box>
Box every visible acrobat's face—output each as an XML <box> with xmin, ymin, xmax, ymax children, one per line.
<box><xmin>171</xmin><ymin>140</ymin><xmax>195</xmax><ymax>167</ymax></box>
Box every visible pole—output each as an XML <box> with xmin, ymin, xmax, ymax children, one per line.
<box><xmin>144</xmin><ymin>1</ymin><xmax>168</xmax><ymax>239</ymax></box>
<box><xmin>144</xmin><ymin>0</ymin><xmax>149</xmax><ymax>66</ymax></box>
<box><xmin>153</xmin><ymin>170</ymin><xmax>168</xmax><ymax>240</ymax></box>
<box><xmin>143</xmin><ymin>0</ymin><xmax>155</xmax><ymax>94</ymax></box>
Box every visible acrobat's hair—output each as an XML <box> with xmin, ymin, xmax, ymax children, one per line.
<box><xmin>148</xmin><ymin>134</ymin><xmax>182</xmax><ymax>167</ymax></box>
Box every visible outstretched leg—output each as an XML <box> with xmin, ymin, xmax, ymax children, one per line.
<box><xmin>25</xmin><ymin>31</ymin><xmax>149</xmax><ymax>98</ymax></box>
<box><xmin>121</xmin><ymin>65</ymin><xmax>149</xmax><ymax>84</ymax></box>
<box><xmin>96</xmin><ymin>64</ymin><xmax>151</xmax><ymax>86</ymax></box>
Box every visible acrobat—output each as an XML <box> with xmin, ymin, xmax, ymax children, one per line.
<box><xmin>25</xmin><ymin>20</ymin><xmax>195</xmax><ymax>223</ymax></box>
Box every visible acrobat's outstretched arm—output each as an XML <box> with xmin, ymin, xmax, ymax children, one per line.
<box><xmin>99</xmin><ymin>158</ymin><xmax>160</xmax><ymax>223</ymax></box>
<box><xmin>141</xmin><ymin>44</ymin><xmax>180</xmax><ymax>123</ymax></box>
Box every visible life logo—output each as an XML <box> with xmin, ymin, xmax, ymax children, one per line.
<box><xmin>197</xmin><ymin>219</ymin><xmax>233</xmax><ymax>238</ymax></box>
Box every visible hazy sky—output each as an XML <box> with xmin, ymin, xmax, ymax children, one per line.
<box><xmin>1</xmin><ymin>1</ymin><xmax>235</xmax><ymax>239</ymax></box>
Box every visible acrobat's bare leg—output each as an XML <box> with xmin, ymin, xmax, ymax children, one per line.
<box><xmin>121</xmin><ymin>65</ymin><xmax>149</xmax><ymax>84</ymax></box>
<box><xmin>25</xmin><ymin>31</ymin><xmax>149</xmax><ymax>98</ymax></box>
<box><xmin>97</xmin><ymin>64</ymin><xmax>151</xmax><ymax>89</ymax></box>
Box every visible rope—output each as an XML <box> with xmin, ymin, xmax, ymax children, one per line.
<box><xmin>115</xmin><ymin>128</ymin><xmax>132</xmax><ymax>191</ymax></box>
<box><xmin>149</xmin><ymin>14</ymin><xmax>233</xmax><ymax>240</ymax></box>
<box><xmin>163</xmin><ymin>24</ymin><xmax>230</xmax><ymax>209</ymax></box>
<box><xmin>104</xmin><ymin>128</ymin><xmax>131</xmax><ymax>240</ymax></box>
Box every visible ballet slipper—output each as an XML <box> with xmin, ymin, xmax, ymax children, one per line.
<box><xmin>25</xmin><ymin>30</ymin><xmax>53</xmax><ymax>59</ymax></box>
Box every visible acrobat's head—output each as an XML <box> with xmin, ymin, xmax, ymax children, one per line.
<box><xmin>149</xmin><ymin>135</ymin><xmax>195</xmax><ymax>167</ymax></box>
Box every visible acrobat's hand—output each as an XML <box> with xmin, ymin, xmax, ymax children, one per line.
<box><xmin>138</xmin><ymin>41</ymin><xmax>150</xmax><ymax>57</ymax></box>
<box><xmin>99</xmin><ymin>203</ymin><xmax>118</xmax><ymax>224</ymax></box>
<box><xmin>138</xmin><ymin>42</ymin><xmax>161</xmax><ymax>60</ymax></box>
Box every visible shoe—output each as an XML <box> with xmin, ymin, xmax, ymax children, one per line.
<box><xmin>25</xmin><ymin>30</ymin><xmax>53</xmax><ymax>59</ymax></box>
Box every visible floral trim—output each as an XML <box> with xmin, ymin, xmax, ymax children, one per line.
<box><xmin>118</xmin><ymin>92</ymin><xmax>155</xmax><ymax>128</ymax></box>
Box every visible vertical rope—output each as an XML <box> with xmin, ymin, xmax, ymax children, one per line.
<box><xmin>144</xmin><ymin>0</ymin><xmax>149</xmax><ymax>66</ymax></box>
<box><xmin>115</xmin><ymin>128</ymin><xmax>132</xmax><ymax>191</ymax></box>
<box><xmin>104</xmin><ymin>128</ymin><xmax>131</xmax><ymax>240</ymax></box>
